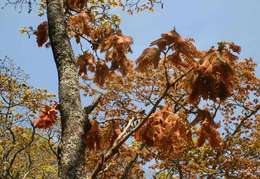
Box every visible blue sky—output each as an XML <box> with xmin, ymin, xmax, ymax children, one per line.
<box><xmin>0</xmin><ymin>0</ymin><xmax>259</xmax><ymax>94</ymax></box>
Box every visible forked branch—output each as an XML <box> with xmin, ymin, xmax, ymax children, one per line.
<box><xmin>90</xmin><ymin>68</ymin><xmax>194</xmax><ymax>178</ymax></box>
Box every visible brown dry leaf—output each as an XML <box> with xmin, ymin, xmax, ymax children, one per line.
<box><xmin>84</xmin><ymin>120</ymin><xmax>101</xmax><ymax>150</ymax></box>
<box><xmin>150</xmin><ymin>38</ymin><xmax>169</xmax><ymax>51</ymax></box>
<box><xmin>196</xmin><ymin>128</ymin><xmax>207</xmax><ymax>147</ymax></box>
<box><xmin>117</xmin><ymin>35</ymin><xmax>133</xmax><ymax>46</ymax></box>
<box><xmin>135</xmin><ymin>105</ymin><xmax>192</xmax><ymax>158</ymax></box>
<box><xmin>188</xmin><ymin>50</ymin><xmax>234</xmax><ymax>103</ymax></box>
<box><xmin>188</xmin><ymin>72</ymin><xmax>215</xmax><ymax>103</ymax></box>
<box><xmin>33</xmin><ymin>102</ymin><xmax>58</xmax><ymax>128</ymax></box>
<box><xmin>100</xmin><ymin>33</ymin><xmax>132</xmax><ymax>53</ymax></box>
<box><xmin>99</xmin><ymin>35</ymin><xmax>116</xmax><ymax>52</ymax></box>
<box><xmin>76</xmin><ymin>52</ymin><xmax>95</xmax><ymax>79</ymax></box>
<box><xmin>94</xmin><ymin>61</ymin><xmax>110</xmax><ymax>86</ymax></box>
<box><xmin>218</xmin><ymin>41</ymin><xmax>241</xmax><ymax>54</ymax></box>
<box><xmin>67</xmin><ymin>11</ymin><xmax>91</xmax><ymax>37</ymax></box>
<box><xmin>195</xmin><ymin>109</ymin><xmax>222</xmax><ymax>149</ymax></box>
<box><xmin>150</xmin><ymin>30</ymin><xmax>179</xmax><ymax>50</ymax></box>
<box><xmin>198</xmin><ymin>55</ymin><xmax>211</xmax><ymax>72</ymax></box>
<box><xmin>34</xmin><ymin>21</ymin><xmax>48</xmax><ymax>47</ymax></box>
<box><xmin>208</xmin><ymin>128</ymin><xmax>222</xmax><ymax>149</ymax></box>
<box><xmin>211</xmin><ymin>56</ymin><xmax>233</xmax><ymax>80</ymax></box>
<box><xmin>101</xmin><ymin>121</ymin><xmax>121</xmax><ymax>149</ymax></box>
<box><xmin>117</xmin><ymin>59</ymin><xmax>134</xmax><ymax>76</ymax></box>
<box><xmin>136</xmin><ymin>47</ymin><xmax>161</xmax><ymax>72</ymax></box>
<box><xmin>229</xmin><ymin>42</ymin><xmax>241</xmax><ymax>54</ymax></box>
<box><xmin>151</xmin><ymin>29</ymin><xmax>203</xmax><ymax>61</ymax></box>
<box><xmin>170</xmin><ymin>29</ymin><xmax>203</xmax><ymax>58</ymax></box>
<box><xmin>67</xmin><ymin>0</ymin><xmax>86</xmax><ymax>9</ymax></box>
<box><xmin>167</xmin><ymin>52</ymin><xmax>187</xmax><ymax>67</ymax></box>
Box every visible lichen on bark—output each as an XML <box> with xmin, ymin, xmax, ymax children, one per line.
<box><xmin>46</xmin><ymin>0</ymin><xmax>88</xmax><ymax>178</ymax></box>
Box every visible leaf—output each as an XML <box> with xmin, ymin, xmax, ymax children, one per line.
<box><xmin>166</xmin><ymin>52</ymin><xmax>187</xmax><ymax>67</ymax></box>
<box><xmin>76</xmin><ymin>52</ymin><xmax>95</xmax><ymax>79</ymax></box>
<box><xmin>67</xmin><ymin>0</ymin><xmax>86</xmax><ymax>9</ymax></box>
<box><xmin>34</xmin><ymin>21</ymin><xmax>48</xmax><ymax>47</ymax></box>
<box><xmin>136</xmin><ymin>47</ymin><xmax>160</xmax><ymax>72</ymax></box>
<box><xmin>19</xmin><ymin>27</ymin><xmax>28</xmax><ymax>34</ymax></box>
<box><xmin>188</xmin><ymin>50</ymin><xmax>234</xmax><ymax>103</ymax></box>
<box><xmin>33</xmin><ymin>102</ymin><xmax>58</xmax><ymax>128</ymax></box>
<box><xmin>195</xmin><ymin>109</ymin><xmax>222</xmax><ymax>149</ymax></box>
<box><xmin>67</xmin><ymin>11</ymin><xmax>91</xmax><ymax>37</ymax></box>
<box><xmin>117</xmin><ymin>35</ymin><xmax>133</xmax><ymax>45</ymax></box>
<box><xmin>229</xmin><ymin>42</ymin><xmax>241</xmax><ymax>54</ymax></box>
<box><xmin>94</xmin><ymin>61</ymin><xmax>110</xmax><ymax>86</ymax></box>
<box><xmin>134</xmin><ymin>105</ymin><xmax>191</xmax><ymax>158</ymax></box>
<box><xmin>150</xmin><ymin>30</ymin><xmax>178</xmax><ymax>50</ymax></box>
<box><xmin>84</xmin><ymin>120</ymin><xmax>101</xmax><ymax>150</ymax></box>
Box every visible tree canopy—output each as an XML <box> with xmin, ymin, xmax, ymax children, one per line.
<box><xmin>1</xmin><ymin>0</ymin><xmax>260</xmax><ymax>178</ymax></box>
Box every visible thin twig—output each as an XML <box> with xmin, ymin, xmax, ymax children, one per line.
<box><xmin>225</xmin><ymin>105</ymin><xmax>259</xmax><ymax>142</ymax></box>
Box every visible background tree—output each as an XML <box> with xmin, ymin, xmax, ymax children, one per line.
<box><xmin>0</xmin><ymin>57</ymin><xmax>59</xmax><ymax>178</ymax></box>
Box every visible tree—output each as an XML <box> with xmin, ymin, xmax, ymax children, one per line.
<box><xmin>0</xmin><ymin>57</ymin><xmax>58</xmax><ymax>178</ymax></box>
<box><xmin>2</xmin><ymin>0</ymin><xmax>260</xmax><ymax>178</ymax></box>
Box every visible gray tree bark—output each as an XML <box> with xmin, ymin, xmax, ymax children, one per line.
<box><xmin>47</xmin><ymin>0</ymin><xmax>87</xmax><ymax>178</ymax></box>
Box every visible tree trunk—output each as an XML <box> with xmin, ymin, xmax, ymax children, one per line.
<box><xmin>47</xmin><ymin>0</ymin><xmax>87</xmax><ymax>178</ymax></box>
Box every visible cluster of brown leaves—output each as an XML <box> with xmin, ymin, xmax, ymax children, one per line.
<box><xmin>67</xmin><ymin>10</ymin><xmax>134</xmax><ymax>86</ymax></box>
<box><xmin>35</xmin><ymin>9</ymin><xmax>134</xmax><ymax>86</ymax></box>
<box><xmin>83</xmin><ymin>119</ymin><xmax>145</xmax><ymax>178</ymax></box>
<box><xmin>188</xmin><ymin>46</ymin><xmax>236</xmax><ymax>103</ymax></box>
<box><xmin>84</xmin><ymin>144</ymin><xmax>144</xmax><ymax>178</ymax></box>
<box><xmin>136</xmin><ymin>47</ymin><xmax>160</xmax><ymax>72</ymax></box>
<box><xmin>33</xmin><ymin>102</ymin><xmax>58</xmax><ymax>128</ymax></box>
<box><xmin>67</xmin><ymin>11</ymin><xmax>92</xmax><ymax>39</ymax></box>
<box><xmin>102</xmin><ymin>33</ymin><xmax>133</xmax><ymax>76</ymax></box>
<box><xmin>151</xmin><ymin>29</ymin><xmax>203</xmax><ymax>58</ymax></box>
<box><xmin>195</xmin><ymin>109</ymin><xmax>222</xmax><ymax>149</ymax></box>
<box><xmin>135</xmin><ymin>105</ymin><xmax>192</xmax><ymax>159</ymax></box>
<box><xmin>136</xmin><ymin>29</ymin><xmax>202</xmax><ymax>71</ymax></box>
<box><xmin>76</xmin><ymin>52</ymin><xmax>96</xmax><ymax>80</ymax></box>
<box><xmin>83</xmin><ymin>120</ymin><xmax>121</xmax><ymax>151</ymax></box>
<box><xmin>67</xmin><ymin>0</ymin><xmax>87</xmax><ymax>9</ymax></box>
<box><xmin>76</xmin><ymin>30</ymin><xmax>133</xmax><ymax>86</ymax></box>
<box><xmin>136</xmin><ymin>29</ymin><xmax>240</xmax><ymax>104</ymax></box>
<box><xmin>34</xmin><ymin>21</ymin><xmax>49</xmax><ymax>47</ymax></box>
<box><xmin>96</xmin><ymin>30</ymin><xmax>133</xmax><ymax>76</ymax></box>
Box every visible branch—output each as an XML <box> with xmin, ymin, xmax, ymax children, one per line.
<box><xmin>91</xmin><ymin>87</ymin><xmax>167</xmax><ymax>178</ymax></box>
<box><xmin>22</xmin><ymin>153</ymin><xmax>34</xmax><ymax>179</ymax></box>
<box><xmin>167</xmin><ymin>94</ymin><xmax>196</xmax><ymax>114</ymax></box>
<box><xmin>176</xmin><ymin>161</ymin><xmax>183</xmax><ymax>179</ymax></box>
<box><xmin>90</xmin><ymin>68</ymin><xmax>194</xmax><ymax>178</ymax></box>
<box><xmin>47</xmin><ymin>129</ymin><xmax>59</xmax><ymax>159</ymax></box>
<box><xmin>212</xmin><ymin>103</ymin><xmax>221</xmax><ymax>119</ymax></box>
<box><xmin>84</xmin><ymin>95</ymin><xmax>102</xmax><ymax>115</ymax></box>
<box><xmin>225</xmin><ymin>105</ymin><xmax>260</xmax><ymax>142</ymax></box>
<box><xmin>6</xmin><ymin>122</ymin><xmax>35</xmax><ymax>175</ymax></box>
<box><xmin>120</xmin><ymin>143</ymin><xmax>145</xmax><ymax>179</ymax></box>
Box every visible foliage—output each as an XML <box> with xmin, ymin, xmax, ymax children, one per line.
<box><xmin>33</xmin><ymin>102</ymin><xmax>58</xmax><ymax>128</ymax></box>
<box><xmin>74</xmin><ymin>27</ymin><xmax>258</xmax><ymax>177</ymax></box>
<box><xmin>33</xmin><ymin>6</ymin><xmax>260</xmax><ymax>176</ymax></box>
<box><xmin>0</xmin><ymin>57</ymin><xmax>58</xmax><ymax>178</ymax></box>
<box><xmin>2</xmin><ymin>0</ymin><xmax>260</xmax><ymax>178</ymax></box>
